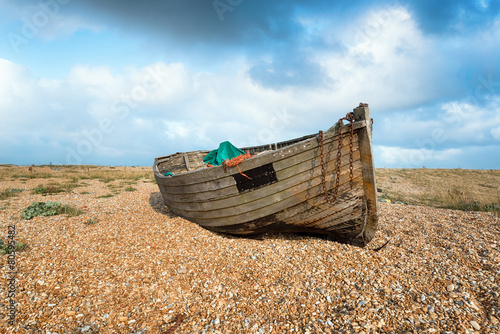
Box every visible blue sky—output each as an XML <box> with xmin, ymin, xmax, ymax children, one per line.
<box><xmin>1</xmin><ymin>0</ymin><xmax>499</xmax><ymax>168</ymax></box>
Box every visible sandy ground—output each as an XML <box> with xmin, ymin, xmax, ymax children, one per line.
<box><xmin>0</xmin><ymin>178</ymin><xmax>499</xmax><ymax>333</ymax></box>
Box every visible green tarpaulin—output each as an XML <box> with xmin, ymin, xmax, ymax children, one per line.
<box><xmin>203</xmin><ymin>141</ymin><xmax>246</xmax><ymax>166</ymax></box>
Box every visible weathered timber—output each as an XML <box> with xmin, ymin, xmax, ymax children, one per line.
<box><xmin>153</xmin><ymin>104</ymin><xmax>378</xmax><ymax>246</ymax></box>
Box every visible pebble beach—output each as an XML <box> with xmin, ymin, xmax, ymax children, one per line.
<box><xmin>1</xmin><ymin>174</ymin><xmax>499</xmax><ymax>333</ymax></box>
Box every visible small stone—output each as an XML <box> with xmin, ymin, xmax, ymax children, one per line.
<box><xmin>446</xmin><ymin>284</ymin><xmax>455</xmax><ymax>292</ymax></box>
<box><xmin>213</xmin><ymin>318</ymin><xmax>220</xmax><ymax>325</ymax></box>
<box><xmin>163</xmin><ymin>314</ymin><xmax>175</xmax><ymax>323</ymax></box>
<box><xmin>468</xmin><ymin>300</ymin><xmax>480</xmax><ymax>311</ymax></box>
<box><xmin>118</xmin><ymin>316</ymin><xmax>128</xmax><ymax>322</ymax></box>
<box><xmin>358</xmin><ymin>300</ymin><xmax>367</xmax><ymax>307</ymax></box>
<box><xmin>449</xmin><ymin>292</ymin><xmax>459</xmax><ymax>298</ymax></box>
<box><xmin>47</xmin><ymin>303</ymin><xmax>56</xmax><ymax>307</ymax></box>
<box><xmin>128</xmin><ymin>319</ymin><xmax>136</xmax><ymax>325</ymax></box>
<box><xmin>66</xmin><ymin>311</ymin><xmax>76</xmax><ymax>316</ymax></box>
<box><xmin>102</xmin><ymin>313</ymin><xmax>110</xmax><ymax>319</ymax></box>
<box><xmin>469</xmin><ymin>321</ymin><xmax>480</xmax><ymax>331</ymax></box>
<box><xmin>420</xmin><ymin>293</ymin><xmax>426</xmax><ymax>302</ymax></box>
<box><xmin>178</xmin><ymin>267</ymin><xmax>187</xmax><ymax>274</ymax></box>
<box><xmin>489</xmin><ymin>315</ymin><xmax>499</xmax><ymax>324</ymax></box>
<box><xmin>326</xmin><ymin>295</ymin><xmax>332</xmax><ymax>303</ymax></box>
<box><xmin>76</xmin><ymin>314</ymin><xmax>84</xmax><ymax>319</ymax></box>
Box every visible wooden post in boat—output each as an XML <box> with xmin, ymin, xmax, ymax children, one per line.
<box><xmin>183</xmin><ymin>154</ymin><xmax>191</xmax><ymax>171</ymax></box>
<box><xmin>353</xmin><ymin>103</ymin><xmax>378</xmax><ymax>242</ymax></box>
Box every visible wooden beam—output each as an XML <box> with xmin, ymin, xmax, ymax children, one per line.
<box><xmin>353</xmin><ymin>103</ymin><xmax>378</xmax><ymax>243</ymax></box>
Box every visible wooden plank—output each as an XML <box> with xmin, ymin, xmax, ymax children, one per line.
<box><xmin>269</xmin><ymin>188</ymin><xmax>365</xmax><ymax>228</ymax></box>
<box><xmin>293</xmin><ymin>192</ymin><xmax>365</xmax><ymax>228</ymax></box>
<box><xmin>183</xmin><ymin>154</ymin><xmax>191</xmax><ymax>171</ymax></box>
<box><xmin>161</xmin><ymin>159</ymin><xmax>363</xmax><ymax>214</ymax></box>
<box><xmin>352</xmin><ymin>105</ymin><xmax>378</xmax><ymax>243</ymax></box>
<box><xmin>191</xmin><ymin>183</ymin><xmax>365</xmax><ymax>236</ymax></box>
<box><xmin>177</xmin><ymin>174</ymin><xmax>364</xmax><ymax>227</ymax></box>
<box><xmin>311</xmin><ymin>206</ymin><xmax>364</xmax><ymax>230</ymax></box>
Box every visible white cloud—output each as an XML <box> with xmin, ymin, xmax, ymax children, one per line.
<box><xmin>376</xmin><ymin>145</ymin><xmax>462</xmax><ymax>168</ymax></box>
<box><xmin>441</xmin><ymin>101</ymin><xmax>481</xmax><ymax>121</ymax></box>
<box><xmin>0</xmin><ymin>59</ymin><xmax>30</xmax><ymax>109</ymax></box>
<box><xmin>312</xmin><ymin>6</ymin><xmax>459</xmax><ymax>111</ymax></box>
<box><xmin>0</xmin><ymin>57</ymin><xmax>321</xmax><ymax>164</ymax></box>
<box><xmin>163</xmin><ymin>121</ymin><xmax>190</xmax><ymax>139</ymax></box>
<box><xmin>492</xmin><ymin>126</ymin><xmax>500</xmax><ymax>140</ymax></box>
<box><xmin>68</xmin><ymin>65</ymin><xmax>123</xmax><ymax>98</ymax></box>
<box><xmin>440</xmin><ymin>100</ymin><xmax>500</xmax><ymax>143</ymax></box>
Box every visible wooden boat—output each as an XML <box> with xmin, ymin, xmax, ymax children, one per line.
<box><xmin>153</xmin><ymin>103</ymin><xmax>378</xmax><ymax>246</ymax></box>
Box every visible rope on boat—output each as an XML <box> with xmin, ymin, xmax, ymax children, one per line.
<box><xmin>222</xmin><ymin>151</ymin><xmax>255</xmax><ymax>179</ymax></box>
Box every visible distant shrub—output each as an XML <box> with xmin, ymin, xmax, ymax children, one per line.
<box><xmin>124</xmin><ymin>186</ymin><xmax>136</xmax><ymax>192</ymax></box>
<box><xmin>33</xmin><ymin>185</ymin><xmax>60</xmax><ymax>194</ymax></box>
<box><xmin>84</xmin><ymin>217</ymin><xmax>99</xmax><ymax>225</ymax></box>
<box><xmin>32</xmin><ymin>182</ymin><xmax>81</xmax><ymax>195</ymax></box>
<box><xmin>58</xmin><ymin>204</ymin><xmax>83</xmax><ymax>217</ymax></box>
<box><xmin>0</xmin><ymin>188</ymin><xmax>23</xmax><ymax>200</ymax></box>
<box><xmin>96</xmin><ymin>194</ymin><xmax>114</xmax><ymax>198</ymax></box>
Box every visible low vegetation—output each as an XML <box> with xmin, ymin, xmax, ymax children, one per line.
<box><xmin>84</xmin><ymin>217</ymin><xmax>99</xmax><ymax>225</ymax></box>
<box><xmin>96</xmin><ymin>194</ymin><xmax>114</xmax><ymax>198</ymax></box>
<box><xmin>376</xmin><ymin>168</ymin><xmax>500</xmax><ymax>215</ymax></box>
<box><xmin>0</xmin><ymin>188</ymin><xmax>23</xmax><ymax>200</ymax></box>
<box><xmin>22</xmin><ymin>201</ymin><xmax>83</xmax><ymax>220</ymax></box>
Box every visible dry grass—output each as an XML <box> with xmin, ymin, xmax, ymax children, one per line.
<box><xmin>0</xmin><ymin>165</ymin><xmax>153</xmax><ymax>190</ymax></box>
<box><xmin>376</xmin><ymin>168</ymin><xmax>500</xmax><ymax>214</ymax></box>
<box><xmin>0</xmin><ymin>165</ymin><xmax>152</xmax><ymax>183</ymax></box>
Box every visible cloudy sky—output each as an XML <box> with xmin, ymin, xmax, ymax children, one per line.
<box><xmin>1</xmin><ymin>0</ymin><xmax>499</xmax><ymax>168</ymax></box>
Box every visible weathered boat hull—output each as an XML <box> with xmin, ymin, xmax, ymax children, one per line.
<box><xmin>153</xmin><ymin>104</ymin><xmax>378</xmax><ymax>246</ymax></box>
